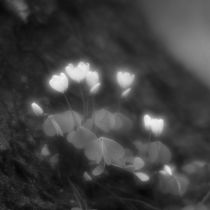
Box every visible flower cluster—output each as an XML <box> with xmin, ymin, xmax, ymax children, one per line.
<box><xmin>49</xmin><ymin>61</ymin><xmax>101</xmax><ymax>95</ymax></box>
<box><xmin>29</xmin><ymin>60</ymin><xmax>202</xmax><ymax>210</ymax></box>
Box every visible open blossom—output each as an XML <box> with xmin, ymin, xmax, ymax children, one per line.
<box><xmin>143</xmin><ymin>114</ymin><xmax>152</xmax><ymax>131</ymax></box>
<box><xmin>31</xmin><ymin>102</ymin><xmax>44</xmax><ymax>116</ymax></box>
<box><xmin>86</xmin><ymin>70</ymin><xmax>100</xmax><ymax>93</ymax></box>
<box><xmin>49</xmin><ymin>73</ymin><xmax>68</xmax><ymax>93</ymax></box>
<box><xmin>143</xmin><ymin>114</ymin><xmax>165</xmax><ymax>136</ymax></box>
<box><xmin>150</xmin><ymin>118</ymin><xmax>164</xmax><ymax>136</ymax></box>
<box><xmin>65</xmin><ymin>62</ymin><xmax>89</xmax><ymax>83</ymax></box>
<box><xmin>116</xmin><ymin>71</ymin><xmax>135</xmax><ymax>90</ymax></box>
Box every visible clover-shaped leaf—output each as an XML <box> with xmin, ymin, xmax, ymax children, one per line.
<box><xmin>112</xmin><ymin>112</ymin><xmax>132</xmax><ymax>131</ymax></box>
<box><xmin>158</xmin><ymin>172</ymin><xmax>189</xmax><ymax>196</ymax></box>
<box><xmin>133</xmin><ymin>157</ymin><xmax>145</xmax><ymax>171</ymax></box>
<box><xmin>182</xmin><ymin>160</ymin><xmax>206</xmax><ymax>175</ymax></box>
<box><xmin>100</xmin><ymin>137</ymin><xmax>125</xmax><ymax>165</ymax></box>
<box><xmin>43</xmin><ymin>111</ymin><xmax>82</xmax><ymax>136</ymax></box>
<box><xmin>133</xmin><ymin>141</ymin><xmax>149</xmax><ymax>157</ymax></box>
<box><xmin>93</xmin><ymin>109</ymin><xmax>115</xmax><ymax>132</ymax></box>
<box><xmin>148</xmin><ymin>141</ymin><xmax>171</xmax><ymax>164</ymax></box>
<box><xmin>84</xmin><ymin>139</ymin><xmax>102</xmax><ymax>164</ymax></box>
<box><xmin>83</xmin><ymin>118</ymin><xmax>94</xmax><ymax>130</ymax></box>
<box><xmin>84</xmin><ymin>137</ymin><xmax>125</xmax><ymax>166</ymax></box>
<box><xmin>67</xmin><ymin>126</ymin><xmax>97</xmax><ymax>149</ymax></box>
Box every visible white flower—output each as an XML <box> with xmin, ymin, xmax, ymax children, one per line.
<box><xmin>116</xmin><ymin>71</ymin><xmax>135</xmax><ymax>89</ymax></box>
<box><xmin>31</xmin><ymin>102</ymin><xmax>44</xmax><ymax>116</ymax></box>
<box><xmin>143</xmin><ymin>114</ymin><xmax>152</xmax><ymax>130</ymax></box>
<box><xmin>160</xmin><ymin>165</ymin><xmax>173</xmax><ymax>176</ymax></box>
<box><xmin>49</xmin><ymin>73</ymin><xmax>69</xmax><ymax>93</ymax></box>
<box><xmin>150</xmin><ymin>118</ymin><xmax>164</xmax><ymax>136</ymax></box>
<box><xmin>65</xmin><ymin>62</ymin><xmax>89</xmax><ymax>83</ymax></box>
<box><xmin>142</xmin><ymin>114</ymin><xmax>164</xmax><ymax>136</ymax></box>
<box><xmin>86</xmin><ymin>70</ymin><xmax>100</xmax><ymax>90</ymax></box>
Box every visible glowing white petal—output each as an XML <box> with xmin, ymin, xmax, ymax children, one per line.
<box><xmin>65</xmin><ymin>62</ymin><xmax>89</xmax><ymax>83</ymax></box>
<box><xmin>116</xmin><ymin>71</ymin><xmax>135</xmax><ymax>89</ymax></box>
<box><xmin>143</xmin><ymin>114</ymin><xmax>152</xmax><ymax>130</ymax></box>
<box><xmin>150</xmin><ymin>118</ymin><xmax>164</xmax><ymax>136</ymax></box>
<box><xmin>143</xmin><ymin>114</ymin><xmax>165</xmax><ymax>136</ymax></box>
<box><xmin>49</xmin><ymin>73</ymin><xmax>69</xmax><ymax>93</ymax></box>
<box><xmin>86</xmin><ymin>70</ymin><xmax>100</xmax><ymax>89</ymax></box>
<box><xmin>31</xmin><ymin>102</ymin><xmax>44</xmax><ymax>116</ymax></box>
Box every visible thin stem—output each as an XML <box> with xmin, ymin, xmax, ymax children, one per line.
<box><xmin>79</xmin><ymin>84</ymin><xmax>86</xmax><ymax>119</ymax></box>
<box><xmin>91</xmin><ymin>95</ymin><xmax>96</xmax><ymax>131</ymax></box>
<box><xmin>148</xmin><ymin>130</ymin><xmax>152</xmax><ymax>142</ymax></box>
<box><xmin>117</xmin><ymin>94</ymin><xmax>122</xmax><ymax>112</ymax></box>
<box><xmin>67</xmin><ymin>178</ymin><xmax>87</xmax><ymax>210</ymax></box>
<box><xmin>64</xmin><ymin>93</ymin><xmax>73</xmax><ymax>110</ymax></box>
<box><xmin>93</xmin><ymin>181</ymin><xmax>136</xmax><ymax>210</ymax></box>
<box><xmin>63</xmin><ymin>93</ymin><xmax>79</xmax><ymax>128</ymax></box>
<box><xmin>201</xmin><ymin>189</ymin><xmax>210</xmax><ymax>204</ymax></box>
<box><xmin>92</xmin><ymin>180</ymin><xmax>160</xmax><ymax>210</ymax></box>
<box><xmin>86</xmin><ymin>96</ymin><xmax>89</xmax><ymax>118</ymax></box>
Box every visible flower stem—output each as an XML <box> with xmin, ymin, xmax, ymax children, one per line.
<box><xmin>79</xmin><ymin>83</ymin><xmax>86</xmax><ymax>119</ymax></box>
<box><xmin>67</xmin><ymin>178</ymin><xmax>87</xmax><ymax>210</ymax></box>
<box><xmin>117</xmin><ymin>93</ymin><xmax>122</xmax><ymax>112</ymax></box>
<box><xmin>148</xmin><ymin>131</ymin><xmax>153</xmax><ymax>142</ymax></box>
<box><xmin>201</xmin><ymin>188</ymin><xmax>210</xmax><ymax>204</ymax></box>
<box><xmin>63</xmin><ymin>94</ymin><xmax>79</xmax><ymax>128</ymax></box>
<box><xmin>91</xmin><ymin>95</ymin><xmax>96</xmax><ymax>131</ymax></box>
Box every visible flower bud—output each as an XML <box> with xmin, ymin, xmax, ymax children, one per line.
<box><xmin>31</xmin><ymin>102</ymin><xmax>44</xmax><ymax>116</ymax></box>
